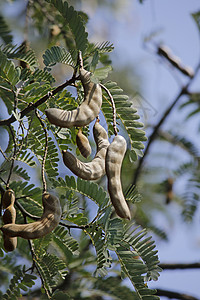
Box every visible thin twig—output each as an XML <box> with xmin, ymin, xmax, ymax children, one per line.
<box><xmin>0</xmin><ymin>147</ymin><xmax>9</xmax><ymax>161</ymax></box>
<box><xmin>23</xmin><ymin>212</ymin><xmax>51</xmax><ymax>299</ymax></box>
<box><xmin>0</xmin><ymin>76</ymin><xmax>78</xmax><ymax>127</ymax></box>
<box><xmin>35</xmin><ymin>110</ymin><xmax>48</xmax><ymax>193</ymax></box>
<box><xmin>130</xmin><ymin>61</ymin><xmax>200</xmax><ymax>188</ymax></box>
<box><xmin>59</xmin><ymin>221</ymin><xmax>89</xmax><ymax>230</ymax></box>
<box><xmin>100</xmin><ymin>83</ymin><xmax>118</xmax><ymax>136</ymax></box>
<box><xmin>159</xmin><ymin>262</ymin><xmax>200</xmax><ymax>270</ymax></box>
<box><xmin>155</xmin><ymin>288</ymin><xmax>199</xmax><ymax>300</ymax></box>
<box><xmin>6</xmin><ymin>125</ymin><xmax>17</xmax><ymax>187</ymax></box>
<box><xmin>15</xmin><ymin>199</ymin><xmax>40</xmax><ymax>221</ymax></box>
<box><xmin>15</xmin><ymin>121</ymin><xmax>26</xmax><ymax>158</ymax></box>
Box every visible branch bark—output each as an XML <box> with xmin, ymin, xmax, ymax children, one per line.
<box><xmin>159</xmin><ymin>262</ymin><xmax>200</xmax><ymax>270</ymax></box>
<box><xmin>0</xmin><ymin>76</ymin><xmax>77</xmax><ymax>127</ymax></box>
<box><xmin>131</xmin><ymin>61</ymin><xmax>200</xmax><ymax>187</ymax></box>
<box><xmin>156</xmin><ymin>288</ymin><xmax>199</xmax><ymax>300</ymax></box>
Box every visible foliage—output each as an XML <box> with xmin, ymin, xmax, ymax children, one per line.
<box><xmin>0</xmin><ymin>0</ymin><xmax>162</xmax><ymax>299</ymax></box>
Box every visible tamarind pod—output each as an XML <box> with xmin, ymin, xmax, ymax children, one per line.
<box><xmin>76</xmin><ymin>128</ymin><xmax>91</xmax><ymax>158</ymax></box>
<box><xmin>3</xmin><ymin>234</ymin><xmax>17</xmax><ymax>252</ymax></box>
<box><xmin>2</xmin><ymin>189</ymin><xmax>17</xmax><ymax>251</ymax></box>
<box><xmin>62</xmin><ymin>121</ymin><xmax>110</xmax><ymax>180</ymax></box>
<box><xmin>105</xmin><ymin>135</ymin><xmax>131</xmax><ymax>220</ymax></box>
<box><xmin>1</xmin><ymin>193</ymin><xmax>62</xmax><ymax>239</ymax></box>
<box><xmin>2</xmin><ymin>205</ymin><xmax>16</xmax><ymax>224</ymax></box>
<box><xmin>2</xmin><ymin>189</ymin><xmax>15</xmax><ymax>208</ymax></box>
<box><xmin>45</xmin><ymin>68</ymin><xmax>102</xmax><ymax>128</ymax></box>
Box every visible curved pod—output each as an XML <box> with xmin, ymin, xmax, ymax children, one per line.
<box><xmin>45</xmin><ymin>67</ymin><xmax>102</xmax><ymax>128</ymax></box>
<box><xmin>105</xmin><ymin>135</ymin><xmax>131</xmax><ymax>220</ymax></box>
<box><xmin>62</xmin><ymin>121</ymin><xmax>109</xmax><ymax>180</ymax></box>
<box><xmin>1</xmin><ymin>193</ymin><xmax>62</xmax><ymax>239</ymax></box>
<box><xmin>2</xmin><ymin>189</ymin><xmax>17</xmax><ymax>251</ymax></box>
<box><xmin>76</xmin><ymin>128</ymin><xmax>91</xmax><ymax>158</ymax></box>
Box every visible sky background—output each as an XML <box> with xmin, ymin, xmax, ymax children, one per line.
<box><xmin>85</xmin><ymin>0</ymin><xmax>200</xmax><ymax>298</ymax></box>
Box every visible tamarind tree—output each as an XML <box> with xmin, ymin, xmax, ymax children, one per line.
<box><xmin>1</xmin><ymin>1</ymin><xmax>199</xmax><ymax>300</ymax></box>
<box><xmin>0</xmin><ymin>0</ymin><xmax>161</xmax><ymax>299</ymax></box>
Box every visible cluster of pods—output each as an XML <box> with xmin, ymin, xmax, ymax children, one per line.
<box><xmin>0</xmin><ymin>52</ymin><xmax>131</xmax><ymax>252</ymax></box>
<box><xmin>45</xmin><ymin>52</ymin><xmax>131</xmax><ymax>220</ymax></box>
<box><xmin>1</xmin><ymin>189</ymin><xmax>62</xmax><ymax>251</ymax></box>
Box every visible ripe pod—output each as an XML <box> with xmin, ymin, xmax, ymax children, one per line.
<box><xmin>45</xmin><ymin>65</ymin><xmax>102</xmax><ymax>128</ymax></box>
<box><xmin>62</xmin><ymin>120</ymin><xmax>109</xmax><ymax>180</ymax></box>
<box><xmin>105</xmin><ymin>135</ymin><xmax>131</xmax><ymax>220</ymax></box>
<box><xmin>76</xmin><ymin>128</ymin><xmax>91</xmax><ymax>158</ymax></box>
<box><xmin>2</xmin><ymin>189</ymin><xmax>17</xmax><ymax>251</ymax></box>
<box><xmin>1</xmin><ymin>192</ymin><xmax>62</xmax><ymax>239</ymax></box>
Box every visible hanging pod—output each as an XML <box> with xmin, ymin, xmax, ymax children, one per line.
<box><xmin>2</xmin><ymin>189</ymin><xmax>17</xmax><ymax>251</ymax></box>
<box><xmin>62</xmin><ymin>120</ymin><xmax>110</xmax><ymax>180</ymax></box>
<box><xmin>105</xmin><ymin>135</ymin><xmax>131</xmax><ymax>220</ymax></box>
<box><xmin>1</xmin><ymin>192</ymin><xmax>62</xmax><ymax>239</ymax></box>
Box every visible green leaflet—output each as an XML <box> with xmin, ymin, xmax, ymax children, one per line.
<box><xmin>94</xmin><ymin>277</ymin><xmax>139</xmax><ymax>300</ymax></box>
<box><xmin>43</xmin><ymin>46</ymin><xmax>75</xmax><ymax>68</ymax></box>
<box><xmin>0</xmin><ymin>49</ymin><xmax>20</xmax><ymax>86</ymax></box>
<box><xmin>88</xmin><ymin>226</ymin><xmax>112</xmax><ymax>277</ymax></box>
<box><xmin>0</xmin><ymin>79</ymin><xmax>14</xmax><ymax>114</ymax></box>
<box><xmin>158</xmin><ymin>129</ymin><xmax>199</xmax><ymax>157</ymax></box>
<box><xmin>1</xmin><ymin>43</ymin><xmax>38</xmax><ymax>71</ymax></box>
<box><xmin>54</xmin><ymin>175</ymin><xmax>109</xmax><ymax>209</ymax></box>
<box><xmin>35</xmin><ymin>253</ymin><xmax>68</xmax><ymax>293</ymax></box>
<box><xmin>101</xmin><ymin>81</ymin><xmax>147</xmax><ymax>160</ymax></box>
<box><xmin>88</xmin><ymin>41</ymin><xmax>114</xmax><ymax>55</ymax></box>
<box><xmin>0</xmin><ymin>15</ymin><xmax>12</xmax><ymax>43</ymax></box>
<box><xmin>12</xmin><ymin>165</ymin><xmax>30</xmax><ymax>181</ymax></box>
<box><xmin>53</xmin><ymin>226</ymin><xmax>80</xmax><ymax>257</ymax></box>
<box><xmin>16</xmin><ymin>150</ymin><xmax>36</xmax><ymax>167</ymax></box>
<box><xmin>45</xmin><ymin>0</ymin><xmax>88</xmax><ymax>53</ymax></box>
<box><xmin>2</xmin><ymin>267</ymin><xmax>37</xmax><ymax>300</ymax></box>
<box><xmin>191</xmin><ymin>10</ymin><xmax>200</xmax><ymax>34</ymax></box>
<box><xmin>27</xmin><ymin>118</ymin><xmax>59</xmax><ymax>178</ymax></box>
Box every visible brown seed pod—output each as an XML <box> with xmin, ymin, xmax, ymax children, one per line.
<box><xmin>62</xmin><ymin>120</ymin><xmax>109</xmax><ymax>180</ymax></box>
<box><xmin>1</xmin><ymin>192</ymin><xmax>62</xmax><ymax>239</ymax></box>
<box><xmin>45</xmin><ymin>59</ymin><xmax>102</xmax><ymax>128</ymax></box>
<box><xmin>1</xmin><ymin>189</ymin><xmax>17</xmax><ymax>252</ymax></box>
<box><xmin>2</xmin><ymin>188</ymin><xmax>15</xmax><ymax>209</ymax></box>
<box><xmin>76</xmin><ymin>128</ymin><xmax>91</xmax><ymax>158</ymax></box>
<box><xmin>105</xmin><ymin>135</ymin><xmax>131</xmax><ymax>220</ymax></box>
<box><xmin>3</xmin><ymin>234</ymin><xmax>17</xmax><ymax>252</ymax></box>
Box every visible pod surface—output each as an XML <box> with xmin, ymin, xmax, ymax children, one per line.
<box><xmin>45</xmin><ymin>68</ymin><xmax>102</xmax><ymax>128</ymax></box>
<box><xmin>62</xmin><ymin>121</ymin><xmax>109</xmax><ymax>180</ymax></box>
<box><xmin>105</xmin><ymin>135</ymin><xmax>131</xmax><ymax>220</ymax></box>
<box><xmin>1</xmin><ymin>193</ymin><xmax>62</xmax><ymax>239</ymax></box>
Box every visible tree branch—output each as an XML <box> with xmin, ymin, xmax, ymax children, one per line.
<box><xmin>35</xmin><ymin>110</ymin><xmax>48</xmax><ymax>193</ymax></box>
<box><xmin>156</xmin><ymin>288</ymin><xmax>199</xmax><ymax>300</ymax></box>
<box><xmin>159</xmin><ymin>262</ymin><xmax>200</xmax><ymax>270</ymax></box>
<box><xmin>131</xmin><ymin>61</ymin><xmax>200</xmax><ymax>187</ymax></box>
<box><xmin>0</xmin><ymin>76</ymin><xmax>77</xmax><ymax>127</ymax></box>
